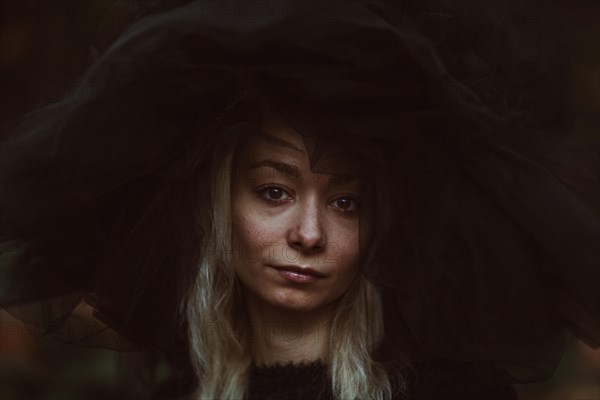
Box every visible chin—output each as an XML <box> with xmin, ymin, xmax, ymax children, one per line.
<box><xmin>266</xmin><ymin>289</ymin><xmax>332</xmax><ymax>313</ymax></box>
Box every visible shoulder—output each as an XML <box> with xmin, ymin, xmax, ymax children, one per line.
<box><xmin>388</xmin><ymin>358</ymin><xmax>518</xmax><ymax>400</ymax></box>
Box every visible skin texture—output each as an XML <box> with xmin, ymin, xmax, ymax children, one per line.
<box><xmin>230</xmin><ymin>117</ymin><xmax>368</xmax><ymax>364</ymax></box>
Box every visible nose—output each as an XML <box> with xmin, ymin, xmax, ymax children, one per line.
<box><xmin>287</xmin><ymin>195</ymin><xmax>326</xmax><ymax>253</ymax></box>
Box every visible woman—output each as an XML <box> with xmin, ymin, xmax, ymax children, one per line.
<box><xmin>0</xmin><ymin>1</ymin><xmax>597</xmax><ymax>399</ymax></box>
<box><xmin>186</xmin><ymin>107</ymin><xmax>397</xmax><ymax>399</ymax></box>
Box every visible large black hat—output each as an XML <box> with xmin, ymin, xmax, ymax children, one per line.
<box><xmin>1</xmin><ymin>0</ymin><xmax>598</xmax><ymax>385</ymax></box>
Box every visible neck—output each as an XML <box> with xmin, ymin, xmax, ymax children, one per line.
<box><xmin>243</xmin><ymin>290</ymin><xmax>336</xmax><ymax>366</ymax></box>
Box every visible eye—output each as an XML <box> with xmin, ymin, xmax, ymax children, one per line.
<box><xmin>330</xmin><ymin>196</ymin><xmax>359</xmax><ymax>212</ymax></box>
<box><xmin>257</xmin><ymin>185</ymin><xmax>293</xmax><ymax>203</ymax></box>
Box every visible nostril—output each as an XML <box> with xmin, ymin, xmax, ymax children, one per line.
<box><xmin>290</xmin><ymin>239</ymin><xmax>325</xmax><ymax>254</ymax></box>
<box><xmin>288</xmin><ymin>204</ymin><xmax>327</xmax><ymax>250</ymax></box>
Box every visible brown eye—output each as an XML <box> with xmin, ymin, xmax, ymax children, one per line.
<box><xmin>257</xmin><ymin>185</ymin><xmax>292</xmax><ymax>203</ymax></box>
<box><xmin>267</xmin><ymin>187</ymin><xmax>284</xmax><ymax>200</ymax></box>
<box><xmin>332</xmin><ymin>196</ymin><xmax>358</xmax><ymax>212</ymax></box>
<box><xmin>336</xmin><ymin>198</ymin><xmax>351</xmax><ymax>209</ymax></box>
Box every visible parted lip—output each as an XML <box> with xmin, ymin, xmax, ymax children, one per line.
<box><xmin>270</xmin><ymin>264</ymin><xmax>328</xmax><ymax>278</ymax></box>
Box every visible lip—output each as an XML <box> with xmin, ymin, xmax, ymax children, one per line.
<box><xmin>269</xmin><ymin>265</ymin><xmax>328</xmax><ymax>283</ymax></box>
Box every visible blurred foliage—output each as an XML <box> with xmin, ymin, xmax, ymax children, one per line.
<box><xmin>1</xmin><ymin>308</ymin><xmax>174</xmax><ymax>400</ymax></box>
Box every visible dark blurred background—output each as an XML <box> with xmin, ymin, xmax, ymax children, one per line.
<box><xmin>1</xmin><ymin>1</ymin><xmax>598</xmax><ymax>399</ymax></box>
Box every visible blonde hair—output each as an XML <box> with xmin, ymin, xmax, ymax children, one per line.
<box><xmin>185</xmin><ymin>133</ymin><xmax>403</xmax><ymax>399</ymax></box>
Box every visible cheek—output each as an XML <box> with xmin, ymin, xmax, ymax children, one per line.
<box><xmin>327</xmin><ymin>229</ymin><xmax>362</xmax><ymax>281</ymax></box>
<box><xmin>232</xmin><ymin>209</ymin><xmax>255</xmax><ymax>268</ymax></box>
<box><xmin>233</xmin><ymin>208</ymin><xmax>276</xmax><ymax>247</ymax></box>
<box><xmin>231</xmin><ymin>202</ymin><xmax>285</xmax><ymax>270</ymax></box>
<box><xmin>231</xmin><ymin>210</ymin><xmax>261</xmax><ymax>288</ymax></box>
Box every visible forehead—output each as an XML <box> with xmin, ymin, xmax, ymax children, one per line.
<box><xmin>261</xmin><ymin>117</ymin><xmax>307</xmax><ymax>153</ymax></box>
<box><xmin>236</xmin><ymin>118</ymin><xmax>357</xmax><ymax>177</ymax></box>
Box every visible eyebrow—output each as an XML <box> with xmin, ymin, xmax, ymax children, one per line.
<box><xmin>248</xmin><ymin>160</ymin><xmax>360</xmax><ymax>183</ymax></box>
<box><xmin>249</xmin><ymin>160</ymin><xmax>299</xmax><ymax>177</ymax></box>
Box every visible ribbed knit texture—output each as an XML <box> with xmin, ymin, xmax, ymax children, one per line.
<box><xmin>244</xmin><ymin>359</ymin><xmax>519</xmax><ymax>400</ymax></box>
<box><xmin>247</xmin><ymin>360</ymin><xmax>332</xmax><ymax>400</ymax></box>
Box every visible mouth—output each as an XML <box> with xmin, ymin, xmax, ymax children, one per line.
<box><xmin>269</xmin><ymin>264</ymin><xmax>328</xmax><ymax>283</ymax></box>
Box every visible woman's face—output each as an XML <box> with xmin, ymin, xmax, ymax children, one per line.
<box><xmin>231</xmin><ymin>118</ymin><xmax>368</xmax><ymax>313</ymax></box>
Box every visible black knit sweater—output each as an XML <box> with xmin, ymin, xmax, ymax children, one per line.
<box><xmin>155</xmin><ymin>358</ymin><xmax>518</xmax><ymax>399</ymax></box>
<box><xmin>245</xmin><ymin>359</ymin><xmax>518</xmax><ymax>400</ymax></box>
